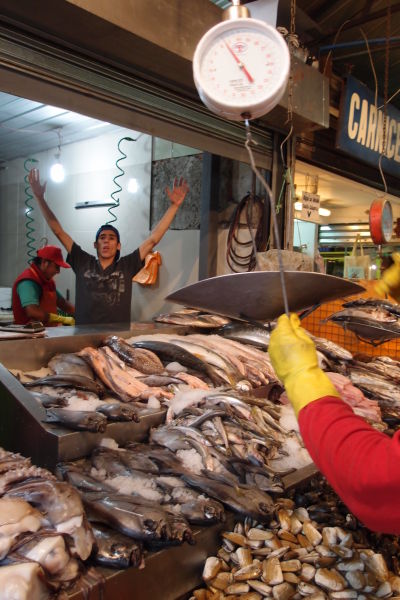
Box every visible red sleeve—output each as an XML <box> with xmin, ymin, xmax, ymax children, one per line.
<box><xmin>298</xmin><ymin>396</ymin><xmax>400</xmax><ymax>533</ymax></box>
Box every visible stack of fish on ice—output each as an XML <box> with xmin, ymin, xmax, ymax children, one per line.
<box><xmin>0</xmin><ymin>447</ymin><xmax>99</xmax><ymax>598</ymax></box>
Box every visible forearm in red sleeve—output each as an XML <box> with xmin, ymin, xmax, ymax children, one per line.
<box><xmin>298</xmin><ymin>396</ymin><xmax>400</xmax><ymax>533</ymax></box>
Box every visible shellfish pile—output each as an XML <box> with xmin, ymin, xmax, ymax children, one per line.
<box><xmin>191</xmin><ymin>497</ymin><xmax>400</xmax><ymax>600</ymax></box>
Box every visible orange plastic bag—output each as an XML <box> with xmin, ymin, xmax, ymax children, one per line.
<box><xmin>132</xmin><ymin>251</ymin><xmax>162</xmax><ymax>285</ymax></box>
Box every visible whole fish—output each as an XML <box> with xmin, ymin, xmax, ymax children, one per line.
<box><xmin>124</xmin><ymin>443</ymin><xmax>188</xmax><ymax>475</ymax></box>
<box><xmin>154</xmin><ymin>311</ymin><xmax>230</xmax><ymax>329</ymax></box>
<box><xmin>343</xmin><ymin>297</ymin><xmax>400</xmax><ymax>318</ymax></box>
<box><xmin>132</xmin><ymin>340</ymin><xmax>225</xmax><ymax>385</ymax></box>
<box><xmin>217</xmin><ymin>321</ymin><xmax>271</xmax><ymax>350</ymax></box>
<box><xmin>328</xmin><ymin>308</ymin><xmax>399</xmax><ymax>325</ymax></box>
<box><xmin>62</xmin><ymin>468</ymin><xmax>114</xmax><ymax>493</ymax></box>
<box><xmin>6</xmin><ymin>479</ymin><xmax>95</xmax><ymax>560</ymax></box>
<box><xmin>31</xmin><ymin>391</ymin><xmax>69</xmax><ymax>408</ymax></box>
<box><xmin>135</xmin><ymin>374</ymin><xmax>183</xmax><ymax>387</ymax></box>
<box><xmin>91</xmin><ymin>523</ymin><xmax>143</xmax><ymax>568</ymax></box>
<box><xmin>103</xmin><ymin>335</ymin><xmax>164</xmax><ymax>374</ymax></box>
<box><xmin>182</xmin><ymin>472</ymin><xmax>274</xmax><ymax>522</ymax></box>
<box><xmin>83</xmin><ymin>492</ymin><xmax>171</xmax><ymax>541</ymax></box>
<box><xmin>178</xmin><ymin>498</ymin><xmax>226</xmax><ymax>525</ymax></box>
<box><xmin>92</xmin><ymin>446</ymin><xmax>159</xmax><ymax>475</ymax></box>
<box><xmin>25</xmin><ymin>374</ymin><xmax>105</xmax><ymax>396</ymax></box>
<box><xmin>169</xmin><ymin>337</ymin><xmax>239</xmax><ymax>386</ymax></box>
<box><xmin>96</xmin><ymin>402</ymin><xmax>139</xmax><ymax>422</ymax></box>
<box><xmin>310</xmin><ymin>334</ymin><xmax>353</xmax><ymax>362</ymax></box>
<box><xmin>45</xmin><ymin>407</ymin><xmax>108</xmax><ymax>433</ymax></box>
<box><xmin>48</xmin><ymin>353</ymin><xmax>95</xmax><ymax>379</ymax></box>
<box><xmin>78</xmin><ymin>347</ymin><xmax>149</xmax><ymax>401</ymax></box>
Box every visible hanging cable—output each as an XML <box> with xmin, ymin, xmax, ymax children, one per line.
<box><xmin>378</xmin><ymin>3</ymin><xmax>391</xmax><ymax>196</ymax></box>
<box><xmin>107</xmin><ymin>136</ymin><xmax>138</xmax><ymax>224</ymax></box>
<box><xmin>245</xmin><ymin>122</ymin><xmax>290</xmax><ymax>317</ymax></box>
<box><xmin>24</xmin><ymin>157</ymin><xmax>39</xmax><ymax>262</ymax></box>
<box><xmin>226</xmin><ymin>191</ymin><xmax>269</xmax><ymax>273</ymax></box>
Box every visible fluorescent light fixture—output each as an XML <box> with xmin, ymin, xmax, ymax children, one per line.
<box><xmin>318</xmin><ymin>207</ymin><xmax>331</xmax><ymax>217</ymax></box>
<box><xmin>50</xmin><ymin>162</ymin><xmax>65</xmax><ymax>183</ymax></box>
<box><xmin>86</xmin><ymin>121</ymin><xmax>111</xmax><ymax>131</ymax></box>
<box><xmin>127</xmin><ymin>178</ymin><xmax>139</xmax><ymax>193</ymax></box>
<box><xmin>320</xmin><ymin>226</ymin><xmax>332</xmax><ymax>231</ymax></box>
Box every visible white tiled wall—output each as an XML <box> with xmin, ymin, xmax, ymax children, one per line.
<box><xmin>0</xmin><ymin>130</ymin><xmax>200</xmax><ymax>321</ymax></box>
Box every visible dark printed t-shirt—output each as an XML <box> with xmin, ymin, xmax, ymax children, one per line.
<box><xmin>67</xmin><ymin>243</ymin><xmax>144</xmax><ymax>325</ymax></box>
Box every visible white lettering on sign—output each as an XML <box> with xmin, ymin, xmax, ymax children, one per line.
<box><xmin>300</xmin><ymin>191</ymin><xmax>320</xmax><ymax>223</ymax></box>
<box><xmin>347</xmin><ymin>92</ymin><xmax>400</xmax><ymax>163</ymax></box>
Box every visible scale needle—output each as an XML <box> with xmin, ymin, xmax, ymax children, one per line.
<box><xmin>224</xmin><ymin>41</ymin><xmax>254</xmax><ymax>83</ymax></box>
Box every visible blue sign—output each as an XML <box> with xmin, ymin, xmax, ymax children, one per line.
<box><xmin>336</xmin><ymin>76</ymin><xmax>400</xmax><ymax>179</ymax></box>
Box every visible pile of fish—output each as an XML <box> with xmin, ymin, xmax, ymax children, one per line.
<box><xmin>0</xmin><ymin>446</ymin><xmax>99</xmax><ymax>598</ymax></box>
<box><xmin>190</xmin><ymin>492</ymin><xmax>400</xmax><ymax>600</ymax></box>
<box><xmin>128</xmin><ymin>331</ymin><xmax>278</xmax><ymax>389</ymax></box>
<box><xmin>327</xmin><ymin>298</ymin><xmax>400</xmax><ymax>343</ymax></box>
<box><xmin>12</xmin><ymin>335</ymin><xmax>208</xmax><ymax>432</ymax></box>
<box><xmin>58</xmin><ymin>441</ymin><xmax>225</xmax><ymax>557</ymax></box>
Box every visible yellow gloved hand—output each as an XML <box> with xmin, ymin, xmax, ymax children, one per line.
<box><xmin>269</xmin><ymin>313</ymin><xmax>339</xmax><ymax>417</ymax></box>
<box><xmin>375</xmin><ymin>253</ymin><xmax>400</xmax><ymax>301</ymax></box>
<box><xmin>48</xmin><ymin>313</ymin><xmax>75</xmax><ymax>326</ymax></box>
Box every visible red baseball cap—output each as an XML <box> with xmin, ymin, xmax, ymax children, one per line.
<box><xmin>37</xmin><ymin>245</ymin><xmax>71</xmax><ymax>268</ymax></box>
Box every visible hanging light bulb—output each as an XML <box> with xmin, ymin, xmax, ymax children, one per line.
<box><xmin>50</xmin><ymin>129</ymin><xmax>65</xmax><ymax>183</ymax></box>
<box><xmin>127</xmin><ymin>178</ymin><xmax>139</xmax><ymax>193</ymax></box>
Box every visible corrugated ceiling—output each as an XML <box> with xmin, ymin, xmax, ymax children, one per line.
<box><xmin>0</xmin><ymin>92</ymin><xmax>122</xmax><ymax>163</ymax></box>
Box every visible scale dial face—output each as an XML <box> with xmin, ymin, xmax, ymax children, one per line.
<box><xmin>193</xmin><ymin>18</ymin><xmax>290</xmax><ymax>121</ymax></box>
<box><xmin>369</xmin><ymin>198</ymin><xmax>393</xmax><ymax>244</ymax></box>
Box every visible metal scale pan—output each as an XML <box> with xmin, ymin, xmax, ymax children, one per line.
<box><xmin>166</xmin><ymin>272</ymin><xmax>365</xmax><ymax>322</ymax></box>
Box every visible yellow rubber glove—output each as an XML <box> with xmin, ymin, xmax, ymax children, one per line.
<box><xmin>269</xmin><ymin>313</ymin><xmax>339</xmax><ymax>417</ymax></box>
<box><xmin>375</xmin><ymin>253</ymin><xmax>400</xmax><ymax>301</ymax></box>
<box><xmin>48</xmin><ymin>313</ymin><xmax>75</xmax><ymax>326</ymax></box>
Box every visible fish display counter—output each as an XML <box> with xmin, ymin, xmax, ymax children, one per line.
<box><xmin>0</xmin><ymin>323</ymin><xmax>184</xmax><ymax>469</ymax></box>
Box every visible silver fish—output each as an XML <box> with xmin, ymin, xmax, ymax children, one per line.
<box><xmin>45</xmin><ymin>408</ymin><xmax>108</xmax><ymax>432</ymax></box>
<box><xmin>48</xmin><ymin>353</ymin><xmax>95</xmax><ymax>379</ymax></box>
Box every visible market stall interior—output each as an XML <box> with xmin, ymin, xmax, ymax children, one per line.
<box><xmin>0</xmin><ymin>0</ymin><xmax>400</xmax><ymax>599</ymax></box>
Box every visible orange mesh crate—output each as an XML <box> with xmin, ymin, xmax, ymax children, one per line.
<box><xmin>300</xmin><ymin>280</ymin><xmax>400</xmax><ymax>359</ymax></box>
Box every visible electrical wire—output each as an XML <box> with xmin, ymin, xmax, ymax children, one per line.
<box><xmin>24</xmin><ymin>157</ymin><xmax>38</xmax><ymax>262</ymax></box>
<box><xmin>107</xmin><ymin>136</ymin><xmax>137</xmax><ymax>224</ymax></box>
<box><xmin>245</xmin><ymin>122</ymin><xmax>290</xmax><ymax>317</ymax></box>
<box><xmin>226</xmin><ymin>192</ymin><xmax>269</xmax><ymax>273</ymax></box>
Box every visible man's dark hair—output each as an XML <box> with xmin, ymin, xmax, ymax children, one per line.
<box><xmin>95</xmin><ymin>224</ymin><xmax>120</xmax><ymax>243</ymax></box>
<box><xmin>95</xmin><ymin>224</ymin><xmax>121</xmax><ymax>261</ymax></box>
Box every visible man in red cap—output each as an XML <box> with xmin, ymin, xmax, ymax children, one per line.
<box><xmin>12</xmin><ymin>245</ymin><xmax>75</xmax><ymax>326</ymax></box>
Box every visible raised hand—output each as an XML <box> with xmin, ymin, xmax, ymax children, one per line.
<box><xmin>165</xmin><ymin>177</ymin><xmax>189</xmax><ymax>207</ymax></box>
<box><xmin>28</xmin><ymin>168</ymin><xmax>47</xmax><ymax>199</ymax></box>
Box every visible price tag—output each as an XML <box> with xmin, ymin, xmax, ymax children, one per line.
<box><xmin>301</xmin><ymin>191</ymin><xmax>320</xmax><ymax>223</ymax></box>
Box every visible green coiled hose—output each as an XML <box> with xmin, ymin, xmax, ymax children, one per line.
<box><xmin>24</xmin><ymin>158</ymin><xmax>39</xmax><ymax>262</ymax></box>
<box><xmin>107</xmin><ymin>137</ymin><xmax>135</xmax><ymax>225</ymax></box>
